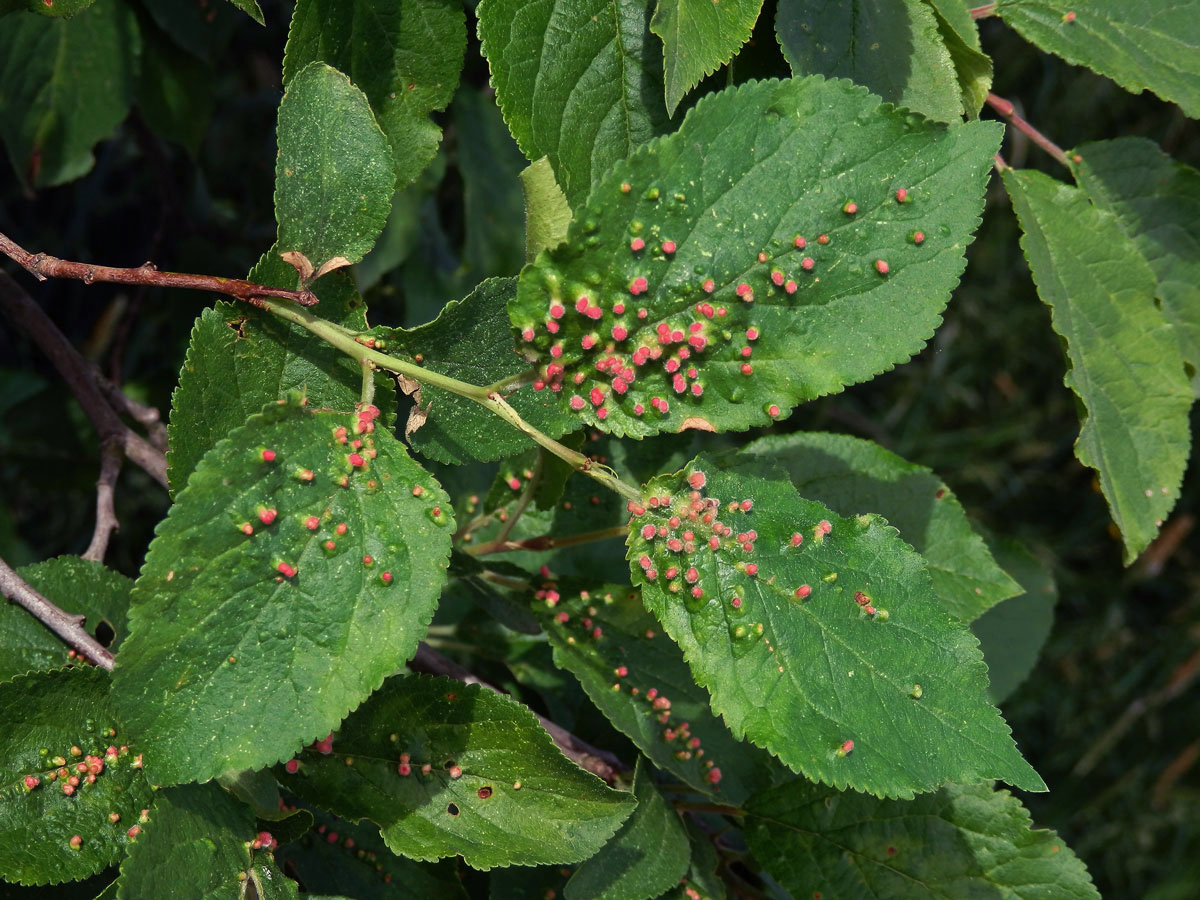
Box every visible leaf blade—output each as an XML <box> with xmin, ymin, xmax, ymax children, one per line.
<box><xmin>996</xmin><ymin>0</ymin><xmax>1200</xmax><ymax>117</ymax></box>
<box><xmin>278</xmin><ymin>674</ymin><xmax>636</xmax><ymax>870</ymax></box>
<box><xmin>775</xmin><ymin>0</ymin><xmax>962</xmax><ymax>122</ymax></box>
<box><xmin>651</xmin><ymin>0</ymin><xmax>763</xmax><ymax>116</ymax></box>
<box><xmin>511</xmin><ymin>77</ymin><xmax>1001</xmax><ymax>437</ymax></box>
<box><xmin>745</xmin><ymin>780</ymin><xmax>1100</xmax><ymax>900</ymax></box>
<box><xmin>115</xmin><ymin>397</ymin><xmax>454</xmax><ymax>785</ymax></box>
<box><xmin>275</xmin><ymin>62</ymin><xmax>395</xmax><ymax>272</ymax></box>
<box><xmin>1003</xmin><ymin>168</ymin><xmax>1192</xmax><ymax>563</ymax></box>
<box><xmin>478</xmin><ymin>0</ymin><xmax>670</xmax><ymax>208</ymax></box>
<box><xmin>628</xmin><ymin>453</ymin><xmax>1044</xmax><ymax>797</ymax></box>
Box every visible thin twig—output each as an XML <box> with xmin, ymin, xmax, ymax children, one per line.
<box><xmin>0</xmin><ymin>271</ymin><xmax>168</xmax><ymax>488</ymax></box>
<box><xmin>94</xmin><ymin>371</ymin><xmax>169</xmax><ymax>451</ymax></box>
<box><xmin>494</xmin><ymin>451</ymin><xmax>544</xmax><ymax>545</ymax></box>
<box><xmin>986</xmin><ymin>93</ymin><xmax>1071</xmax><ymax>168</ymax></box>
<box><xmin>82</xmin><ymin>439</ymin><xmax>123</xmax><ymax>563</ymax></box>
<box><xmin>0</xmin><ymin>229</ymin><xmax>319</xmax><ymax>309</ymax></box>
<box><xmin>409</xmin><ymin>642</ymin><xmax>627</xmax><ymax>783</ymax></box>
<box><xmin>1073</xmin><ymin>643</ymin><xmax>1200</xmax><ymax>776</ymax></box>
<box><xmin>468</xmin><ymin>525</ymin><xmax>630</xmax><ymax>558</ymax></box>
<box><xmin>0</xmin><ymin>555</ymin><xmax>114</xmax><ymax>670</ymax></box>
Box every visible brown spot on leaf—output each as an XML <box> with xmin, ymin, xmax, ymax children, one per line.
<box><xmin>678</xmin><ymin>417</ymin><xmax>715</xmax><ymax>433</ymax></box>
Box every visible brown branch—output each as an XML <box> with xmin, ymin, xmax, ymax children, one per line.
<box><xmin>0</xmin><ymin>270</ymin><xmax>168</xmax><ymax>488</ymax></box>
<box><xmin>82</xmin><ymin>439</ymin><xmax>124</xmax><ymax>563</ymax></box>
<box><xmin>0</xmin><ymin>230</ymin><xmax>319</xmax><ymax>309</ymax></box>
<box><xmin>409</xmin><ymin>642</ymin><xmax>627</xmax><ymax>784</ymax></box>
<box><xmin>986</xmin><ymin>93</ymin><xmax>1071</xmax><ymax>168</ymax></box>
<box><xmin>0</xmin><ymin>555</ymin><xmax>114</xmax><ymax>670</ymax></box>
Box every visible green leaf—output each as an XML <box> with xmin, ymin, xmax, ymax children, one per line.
<box><xmin>995</xmin><ymin>0</ymin><xmax>1200</xmax><ymax>118</ymax></box>
<box><xmin>0</xmin><ymin>0</ymin><xmax>140</xmax><ymax>187</ymax></box>
<box><xmin>455</xmin><ymin>88</ymin><xmax>529</xmax><ymax>280</ymax></box>
<box><xmin>523</xmin><ymin>157</ymin><xmax>575</xmax><ymax>261</ymax></box>
<box><xmin>739</xmin><ymin>432</ymin><xmax>1020</xmax><ymax>621</ymax></box>
<box><xmin>0</xmin><ymin>557</ymin><xmax>132</xmax><ymax>682</ymax></box>
<box><xmin>0</xmin><ymin>668</ymin><xmax>153</xmax><ymax>886</ymax></box>
<box><xmin>166</xmin><ymin>261</ymin><xmax>394</xmax><ymax>496</ymax></box>
<box><xmin>278</xmin><ymin>809</ymin><xmax>468</xmax><ymax>900</ymax></box>
<box><xmin>282</xmin><ymin>0</ymin><xmax>465</xmax><ymax>190</ymax></box>
<box><xmin>628</xmin><ymin>453</ymin><xmax>1044</xmax><ymax>797</ymax></box>
<box><xmin>564</xmin><ymin>758</ymin><xmax>689</xmax><ymax>900</ymax></box>
<box><xmin>26</xmin><ymin>0</ymin><xmax>98</xmax><ymax>18</ymax></box>
<box><xmin>224</xmin><ymin>0</ymin><xmax>264</xmax><ymax>26</ymax></box>
<box><xmin>370</xmin><ymin>278</ymin><xmax>580</xmax><ymax>465</ymax></box>
<box><xmin>115</xmin><ymin>782</ymin><xmax>266</xmax><ymax>900</ymax></box>
<box><xmin>533</xmin><ymin>582</ymin><xmax>776</xmax><ymax>804</ymax></box>
<box><xmin>651</xmin><ymin>0</ymin><xmax>763</xmax><ymax>116</ymax></box>
<box><xmin>662</xmin><ymin>822</ymin><xmax>725</xmax><ymax>900</ymax></box>
<box><xmin>136</xmin><ymin>25</ymin><xmax>215</xmax><ymax>155</ymax></box>
<box><xmin>114</xmin><ymin>397</ymin><xmax>454</xmax><ymax>785</ymax></box>
<box><xmin>276</xmin><ymin>62</ymin><xmax>395</xmax><ymax>272</ymax></box>
<box><xmin>140</xmin><ymin>0</ymin><xmax>240</xmax><ymax>63</ymax></box>
<box><xmin>971</xmin><ymin>538</ymin><xmax>1057</xmax><ymax>704</ymax></box>
<box><xmin>512</xmin><ymin>77</ymin><xmax>1000</xmax><ymax>438</ymax></box>
<box><xmin>478</xmin><ymin>0</ymin><xmax>670</xmax><ymax>208</ymax></box>
<box><xmin>924</xmin><ymin>0</ymin><xmax>993</xmax><ymax>115</ymax></box>
<box><xmin>744</xmin><ymin>780</ymin><xmax>1099</xmax><ymax>900</ymax></box>
<box><xmin>1003</xmin><ymin>168</ymin><xmax>1192</xmax><ymax>563</ymax></box>
<box><xmin>775</xmin><ymin>0</ymin><xmax>962</xmax><ymax>122</ymax></box>
<box><xmin>1073</xmin><ymin>138</ymin><xmax>1200</xmax><ymax>394</ymax></box>
<box><xmin>278</xmin><ymin>674</ymin><xmax>636</xmax><ymax>870</ymax></box>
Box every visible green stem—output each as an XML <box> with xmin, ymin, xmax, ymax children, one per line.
<box><xmin>495</xmin><ymin>451</ymin><xmax>543</xmax><ymax>544</ymax></box>
<box><xmin>478</xmin><ymin>568</ymin><xmax>533</xmax><ymax>592</ymax></box>
<box><xmin>359</xmin><ymin>359</ymin><xmax>376</xmax><ymax>408</ymax></box>
<box><xmin>263</xmin><ymin>299</ymin><xmax>644</xmax><ymax>503</ymax></box>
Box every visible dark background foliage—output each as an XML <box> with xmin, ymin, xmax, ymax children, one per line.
<box><xmin>1</xmin><ymin>2</ymin><xmax>1197</xmax><ymax>896</ymax></box>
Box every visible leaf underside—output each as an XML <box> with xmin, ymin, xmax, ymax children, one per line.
<box><xmin>1003</xmin><ymin>168</ymin><xmax>1192</xmax><ymax>563</ymax></box>
<box><xmin>510</xmin><ymin>76</ymin><xmax>1001</xmax><ymax>438</ymax></box>
<box><xmin>996</xmin><ymin>0</ymin><xmax>1200</xmax><ymax>118</ymax></box>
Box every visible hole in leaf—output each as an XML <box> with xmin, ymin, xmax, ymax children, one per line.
<box><xmin>446</xmin><ymin>803</ymin><xmax>459</xmax><ymax>816</ymax></box>
<box><xmin>94</xmin><ymin>620</ymin><xmax>115</xmax><ymax>648</ymax></box>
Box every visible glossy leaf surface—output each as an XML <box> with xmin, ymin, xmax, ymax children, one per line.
<box><xmin>996</xmin><ymin>0</ymin><xmax>1200</xmax><ymax>118</ymax></box>
<box><xmin>0</xmin><ymin>557</ymin><xmax>131</xmax><ymax>682</ymax></box>
<box><xmin>1073</xmin><ymin>138</ymin><xmax>1200</xmax><ymax>394</ymax></box>
<box><xmin>533</xmin><ymin>580</ymin><xmax>776</xmax><ymax>804</ymax></box>
<box><xmin>283</xmin><ymin>0</ymin><xmax>465</xmax><ymax>189</ymax></box>
<box><xmin>564</xmin><ymin>758</ymin><xmax>689</xmax><ymax>900</ymax></box>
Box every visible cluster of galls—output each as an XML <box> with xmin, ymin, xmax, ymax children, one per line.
<box><xmin>237</xmin><ymin>407</ymin><xmax>448</xmax><ymax>584</ymax></box>
<box><xmin>538</xmin><ymin>584</ymin><xmax>723</xmax><ymax>787</ymax></box>
<box><xmin>517</xmin><ymin>185</ymin><xmax>925</xmax><ymax>429</ymax></box>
